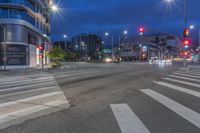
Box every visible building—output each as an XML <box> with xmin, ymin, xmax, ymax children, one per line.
<box><xmin>120</xmin><ymin>33</ymin><xmax>181</xmax><ymax>61</ymax></box>
<box><xmin>71</xmin><ymin>34</ymin><xmax>102</xmax><ymax>60</ymax></box>
<box><xmin>53</xmin><ymin>41</ymin><xmax>73</xmax><ymax>51</ymax></box>
<box><xmin>0</xmin><ymin>0</ymin><xmax>53</xmax><ymax>69</ymax></box>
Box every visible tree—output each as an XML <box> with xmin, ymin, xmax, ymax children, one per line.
<box><xmin>46</xmin><ymin>46</ymin><xmax>66</xmax><ymax>65</ymax></box>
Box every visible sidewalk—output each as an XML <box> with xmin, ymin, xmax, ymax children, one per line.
<box><xmin>0</xmin><ymin>65</ymin><xmax>51</xmax><ymax>76</ymax></box>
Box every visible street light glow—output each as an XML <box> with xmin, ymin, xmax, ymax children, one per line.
<box><xmin>105</xmin><ymin>32</ymin><xmax>109</xmax><ymax>36</ymax></box>
<box><xmin>51</xmin><ymin>4</ymin><xmax>58</xmax><ymax>12</ymax></box>
<box><xmin>63</xmin><ymin>34</ymin><xmax>67</xmax><ymax>38</ymax></box>
<box><xmin>190</xmin><ymin>25</ymin><xmax>194</xmax><ymax>29</ymax></box>
<box><xmin>123</xmin><ymin>30</ymin><xmax>128</xmax><ymax>35</ymax></box>
<box><xmin>161</xmin><ymin>0</ymin><xmax>177</xmax><ymax>10</ymax></box>
<box><xmin>164</xmin><ymin>0</ymin><xmax>174</xmax><ymax>3</ymax></box>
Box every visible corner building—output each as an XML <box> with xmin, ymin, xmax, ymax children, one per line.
<box><xmin>0</xmin><ymin>0</ymin><xmax>53</xmax><ymax>69</ymax></box>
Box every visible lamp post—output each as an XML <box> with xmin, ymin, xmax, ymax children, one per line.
<box><xmin>119</xmin><ymin>30</ymin><xmax>128</xmax><ymax>61</ymax></box>
<box><xmin>164</xmin><ymin>0</ymin><xmax>188</xmax><ymax>28</ymax></box>
<box><xmin>105</xmin><ymin>32</ymin><xmax>114</xmax><ymax>58</ymax></box>
<box><xmin>0</xmin><ymin>25</ymin><xmax>6</xmax><ymax>70</ymax></box>
<box><xmin>81</xmin><ymin>41</ymin><xmax>88</xmax><ymax>62</ymax></box>
<box><xmin>189</xmin><ymin>25</ymin><xmax>200</xmax><ymax>50</ymax></box>
<box><xmin>63</xmin><ymin>34</ymin><xmax>68</xmax><ymax>51</ymax></box>
<box><xmin>40</xmin><ymin>3</ymin><xmax>59</xmax><ymax>69</ymax></box>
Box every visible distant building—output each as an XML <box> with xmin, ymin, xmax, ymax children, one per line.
<box><xmin>53</xmin><ymin>41</ymin><xmax>73</xmax><ymax>51</ymax></box>
<box><xmin>71</xmin><ymin>34</ymin><xmax>102</xmax><ymax>60</ymax></box>
<box><xmin>120</xmin><ymin>33</ymin><xmax>181</xmax><ymax>61</ymax></box>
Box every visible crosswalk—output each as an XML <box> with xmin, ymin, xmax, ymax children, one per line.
<box><xmin>111</xmin><ymin>67</ymin><xmax>200</xmax><ymax>133</ymax></box>
<box><xmin>0</xmin><ymin>72</ymin><xmax>70</xmax><ymax>129</ymax></box>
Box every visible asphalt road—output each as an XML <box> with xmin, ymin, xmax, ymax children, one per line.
<box><xmin>0</xmin><ymin>62</ymin><xmax>200</xmax><ymax>133</ymax></box>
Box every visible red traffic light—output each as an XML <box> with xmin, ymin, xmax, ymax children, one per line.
<box><xmin>39</xmin><ymin>46</ymin><xmax>43</xmax><ymax>50</ymax></box>
<box><xmin>139</xmin><ymin>27</ymin><xmax>144</xmax><ymax>32</ymax></box>
<box><xmin>138</xmin><ymin>26</ymin><xmax>145</xmax><ymax>35</ymax></box>
<box><xmin>182</xmin><ymin>38</ymin><xmax>191</xmax><ymax>45</ymax></box>
<box><xmin>184</xmin><ymin>52</ymin><xmax>188</xmax><ymax>56</ymax></box>
<box><xmin>139</xmin><ymin>27</ymin><xmax>145</xmax><ymax>33</ymax></box>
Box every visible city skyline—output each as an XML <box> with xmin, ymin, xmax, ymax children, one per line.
<box><xmin>51</xmin><ymin>0</ymin><xmax>200</xmax><ymax>41</ymax></box>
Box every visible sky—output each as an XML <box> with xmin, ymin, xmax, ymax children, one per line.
<box><xmin>51</xmin><ymin>0</ymin><xmax>200</xmax><ymax>41</ymax></box>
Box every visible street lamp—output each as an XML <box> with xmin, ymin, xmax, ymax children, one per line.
<box><xmin>189</xmin><ymin>25</ymin><xmax>200</xmax><ymax>48</ymax></box>
<box><xmin>163</xmin><ymin>0</ymin><xmax>187</xmax><ymax>28</ymax></box>
<box><xmin>63</xmin><ymin>34</ymin><xmax>68</xmax><ymax>50</ymax></box>
<box><xmin>39</xmin><ymin>3</ymin><xmax>59</xmax><ymax>69</ymax></box>
<box><xmin>164</xmin><ymin>0</ymin><xmax>174</xmax><ymax>3</ymax></box>
<box><xmin>51</xmin><ymin>4</ymin><xmax>59</xmax><ymax>12</ymax></box>
<box><xmin>119</xmin><ymin>30</ymin><xmax>129</xmax><ymax>61</ymax></box>
<box><xmin>123</xmin><ymin>30</ymin><xmax>128</xmax><ymax>35</ymax></box>
<box><xmin>190</xmin><ymin>25</ymin><xmax>194</xmax><ymax>30</ymax></box>
<box><xmin>81</xmin><ymin>41</ymin><xmax>88</xmax><ymax>61</ymax></box>
<box><xmin>105</xmin><ymin>32</ymin><xmax>114</xmax><ymax>58</ymax></box>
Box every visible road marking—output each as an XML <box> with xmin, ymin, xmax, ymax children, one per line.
<box><xmin>178</xmin><ymin>69</ymin><xmax>200</xmax><ymax>73</ymax></box>
<box><xmin>0</xmin><ymin>91</ymin><xmax>63</xmax><ymax>108</ymax></box>
<box><xmin>140</xmin><ymin>89</ymin><xmax>200</xmax><ymax>128</ymax></box>
<box><xmin>163</xmin><ymin>78</ymin><xmax>200</xmax><ymax>88</ymax></box>
<box><xmin>176</xmin><ymin>71</ymin><xmax>200</xmax><ymax>76</ymax></box>
<box><xmin>0</xmin><ymin>76</ymin><xmax>53</xmax><ymax>84</ymax></box>
<box><xmin>0</xmin><ymin>100</ymin><xmax>69</xmax><ymax>129</ymax></box>
<box><xmin>167</xmin><ymin>75</ymin><xmax>200</xmax><ymax>82</ymax></box>
<box><xmin>0</xmin><ymin>81</ymin><xmax>56</xmax><ymax>93</ymax></box>
<box><xmin>174</xmin><ymin>73</ymin><xmax>200</xmax><ymax>78</ymax></box>
<box><xmin>0</xmin><ymin>78</ymin><xmax>55</xmax><ymax>88</ymax></box>
<box><xmin>110</xmin><ymin>104</ymin><xmax>150</xmax><ymax>133</ymax></box>
<box><xmin>0</xmin><ymin>74</ymin><xmax>50</xmax><ymax>83</ymax></box>
<box><xmin>179</xmin><ymin>68</ymin><xmax>200</xmax><ymax>72</ymax></box>
<box><xmin>0</xmin><ymin>86</ymin><xmax>57</xmax><ymax>98</ymax></box>
<box><xmin>154</xmin><ymin>81</ymin><xmax>200</xmax><ymax>98</ymax></box>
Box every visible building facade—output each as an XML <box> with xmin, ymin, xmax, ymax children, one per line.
<box><xmin>53</xmin><ymin>41</ymin><xmax>73</xmax><ymax>52</ymax></box>
<box><xmin>0</xmin><ymin>0</ymin><xmax>52</xmax><ymax>69</ymax></box>
<box><xmin>120</xmin><ymin>33</ymin><xmax>181</xmax><ymax>61</ymax></box>
<box><xmin>71</xmin><ymin>34</ymin><xmax>102</xmax><ymax>60</ymax></box>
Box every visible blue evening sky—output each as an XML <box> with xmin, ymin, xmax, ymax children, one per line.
<box><xmin>51</xmin><ymin>0</ymin><xmax>199</xmax><ymax>41</ymax></box>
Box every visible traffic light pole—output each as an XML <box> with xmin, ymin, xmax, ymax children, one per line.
<box><xmin>1</xmin><ymin>25</ymin><xmax>7</xmax><ymax>70</ymax></box>
<box><xmin>42</xmin><ymin>43</ymin><xmax>44</xmax><ymax>70</ymax></box>
<box><xmin>184</xmin><ymin>0</ymin><xmax>187</xmax><ymax>28</ymax></box>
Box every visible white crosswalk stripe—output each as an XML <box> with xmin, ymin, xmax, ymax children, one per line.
<box><xmin>140</xmin><ymin>89</ymin><xmax>200</xmax><ymax>128</ymax></box>
<box><xmin>163</xmin><ymin>78</ymin><xmax>200</xmax><ymax>88</ymax></box>
<box><xmin>0</xmin><ymin>73</ymin><xmax>70</xmax><ymax>129</ymax></box>
<box><xmin>110</xmin><ymin>67</ymin><xmax>200</xmax><ymax>132</ymax></box>
<box><xmin>111</xmin><ymin>104</ymin><xmax>150</xmax><ymax>133</ymax></box>
<box><xmin>176</xmin><ymin>71</ymin><xmax>200</xmax><ymax>76</ymax></box>
<box><xmin>154</xmin><ymin>81</ymin><xmax>200</xmax><ymax>98</ymax></box>
<box><xmin>173</xmin><ymin>72</ymin><xmax>200</xmax><ymax>79</ymax></box>
<box><xmin>167</xmin><ymin>75</ymin><xmax>200</xmax><ymax>82</ymax></box>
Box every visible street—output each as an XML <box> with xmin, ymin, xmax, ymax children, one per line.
<box><xmin>0</xmin><ymin>62</ymin><xmax>199</xmax><ymax>132</ymax></box>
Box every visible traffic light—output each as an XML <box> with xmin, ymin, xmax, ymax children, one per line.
<box><xmin>184</xmin><ymin>51</ymin><xmax>188</xmax><ymax>56</ymax></box>
<box><xmin>138</xmin><ymin>27</ymin><xmax>145</xmax><ymax>35</ymax></box>
<box><xmin>38</xmin><ymin>44</ymin><xmax>44</xmax><ymax>54</ymax></box>
<box><xmin>183</xmin><ymin>28</ymin><xmax>190</xmax><ymax>37</ymax></box>
<box><xmin>182</xmin><ymin>38</ymin><xmax>191</xmax><ymax>49</ymax></box>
